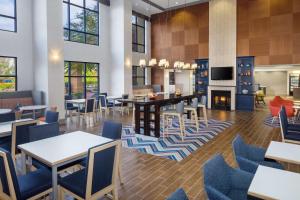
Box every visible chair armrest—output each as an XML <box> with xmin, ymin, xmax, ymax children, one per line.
<box><xmin>205</xmin><ymin>186</ymin><xmax>231</xmax><ymax>200</ymax></box>
<box><xmin>230</xmin><ymin>168</ymin><xmax>254</xmax><ymax>190</ymax></box>
<box><xmin>236</xmin><ymin>156</ymin><xmax>259</xmax><ymax>174</ymax></box>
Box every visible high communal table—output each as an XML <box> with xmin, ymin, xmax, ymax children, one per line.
<box><xmin>131</xmin><ymin>93</ymin><xmax>201</xmax><ymax>138</ymax></box>
<box><xmin>18</xmin><ymin>131</ymin><xmax>112</xmax><ymax>200</ymax></box>
<box><xmin>248</xmin><ymin>165</ymin><xmax>300</xmax><ymax>199</ymax></box>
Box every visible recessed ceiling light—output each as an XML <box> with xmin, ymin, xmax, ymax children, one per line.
<box><xmin>175</xmin><ymin>2</ymin><xmax>179</xmax><ymax>4</ymax></box>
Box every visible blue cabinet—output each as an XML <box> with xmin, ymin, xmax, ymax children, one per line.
<box><xmin>236</xmin><ymin>56</ymin><xmax>255</xmax><ymax>111</ymax></box>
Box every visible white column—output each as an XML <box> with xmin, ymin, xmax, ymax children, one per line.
<box><xmin>110</xmin><ymin>0</ymin><xmax>133</xmax><ymax>96</ymax></box>
<box><xmin>33</xmin><ymin>0</ymin><xmax>65</xmax><ymax>119</ymax></box>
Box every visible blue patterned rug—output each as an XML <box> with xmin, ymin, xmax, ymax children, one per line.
<box><xmin>263</xmin><ymin>115</ymin><xmax>298</xmax><ymax>128</ymax></box>
<box><xmin>122</xmin><ymin>119</ymin><xmax>233</xmax><ymax>162</ymax></box>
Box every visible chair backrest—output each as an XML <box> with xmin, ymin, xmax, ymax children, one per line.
<box><xmin>279</xmin><ymin>106</ymin><xmax>288</xmax><ymax>141</ymax></box>
<box><xmin>232</xmin><ymin>134</ymin><xmax>249</xmax><ymax>160</ymax></box>
<box><xmin>191</xmin><ymin>98</ymin><xmax>198</xmax><ymax>108</ymax></box>
<box><xmin>102</xmin><ymin>121</ymin><xmax>122</xmax><ymax>140</ymax></box>
<box><xmin>166</xmin><ymin>188</ymin><xmax>189</xmax><ymax>200</ymax></box>
<box><xmin>122</xmin><ymin>94</ymin><xmax>129</xmax><ymax>99</ymax></box>
<box><xmin>99</xmin><ymin>95</ymin><xmax>107</xmax><ymax>108</ymax></box>
<box><xmin>203</xmin><ymin>154</ymin><xmax>232</xmax><ymax>197</ymax></box>
<box><xmin>176</xmin><ymin>101</ymin><xmax>184</xmax><ymax>114</ymax></box>
<box><xmin>65</xmin><ymin>95</ymin><xmax>74</xmax><ymax>109</ymax></box>
<box><xmin>29</xmin><ymin>122</ymin><xmax>59</xmax><ymax>142</ymax></box>
<box><xmin>85</xmin><ymin>98</ymin><xmax>95</xmax><ymax>113</ymax></box>
<box><xmin>152</xmin><ymin>85</ymin><xmax>161</xmax><ymax>93</ymax></box>
<box><xmin>0</xmin><ymin>112</ymin><xmax>15</xmax><ymax>123</ymax></box>
<box><xmin>0</xmin><ymin>148</ymin><xmax>21</xmax><ymax>200</ymax></box>
<box><xmin>84</xmin><ymin>141</ymin><xmax>121</xmax><ymax>199</ymax></box>
<box><xmin>45</xmin><ymin>111</ymin><xmax>59</xmax><ymax>123</ymax></box>
<box><xmin>12</xmin><ymin>120</ymin><xmax>38</xmax><ymax>158</ymax></box>
<box><xmin>201</xmin><ymin>95</ymin><xmax>207</xmax><ymax>105</ymax></box>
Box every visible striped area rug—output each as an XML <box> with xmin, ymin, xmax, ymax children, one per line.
<box><xmin>122</xmin><ymin>119</ymin><xmax>233</xmax><ymax>162</ymax></box>
<box><xmin>263</xmin><ymin>115</ymin><xmax>299</xmax><ymax>128</ymax></box>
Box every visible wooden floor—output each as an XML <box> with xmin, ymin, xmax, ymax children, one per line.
<box><xmin>64</xmin><ymin>105</ymin><xmax>283</xmax><ymax>200</ymax></box>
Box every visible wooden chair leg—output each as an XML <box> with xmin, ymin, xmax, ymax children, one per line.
<box><xmin>59</xmin><ymin>187</ymin><xmax>64</xmax><ymax>200</ymax></box>
<box><xmin>112</xmin><ymin>186</ymin><xmax>119</xmax><ymax>200</ymax></box>
<box><xmin>162</xmin><ymin>114</ymin><xmax>165</xmax><ymax>138</ymax></box>
<box><xmin>203</xmin><ymin>107</ymin><xmax>208</xmax><ymax>127</ymax></box>
<box><xmin>194</xmin><ymin>110</ymin><xmax>199</xmax><ymax>132</ymax></box>
<box><xmin>118</xmin><ymin>165</ymin><xmax>123</xmax><ymax>185</ymax></box>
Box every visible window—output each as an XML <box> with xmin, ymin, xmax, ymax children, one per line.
<box><xmin>0</xmin><ymin>0</ymin><xmax>16</xmax><ymax>32</ymax></box>
<box><xmin>63</xmin><ymin>0</ymin><xmax>99</xmax><ymax>45</ymax></box>
<box><xmin>132</xmin><ymin>14</ymin><xmax>145</xmax><ymax>53</ymax></box>
<box><xmin>64</xmin><ymin>61</ymin><xmax>99</xmax><ymax>99</ymax></box>
<box><xmin>132</xmin><ymin>66</ymin><xmax>145</xmax><ymax>87</ymax></box>
<box><xmin>0</xmin><ymin>56</ymin><xmax>17</xmax><ymax>92</ymax></box>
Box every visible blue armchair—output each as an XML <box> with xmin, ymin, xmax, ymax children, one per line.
<box><xmin>166</xmin><ymin>188</ymin><xmax>189</xmax><ymax>200</ymax></box>
<box><xmin>232</xmin><ymin>135</ymin><xmax>283</xmax><ymax>173</ymax></box>
<box><xmin>203</xmin><ymin>154</ymin><xmax>254</xmax><ymax>200</ymax></box>
<box><xmin>279</xmin><ymin>106</ymin><xmax>300</xmax><ymax>143</ymax></box>
<box><xmin>45</xmin><ymin>110</ymin><xmax>59</xmax><ymax>123</ymax></box>
<box><xmin>0</xmin><ymin>147</ymin><xmax>52</xmax><ymax>200</ymax></box>
<box><xmin>102</xmin><ymin>120</ymin><xmax>122</xmax><ymax>140</ymax></box>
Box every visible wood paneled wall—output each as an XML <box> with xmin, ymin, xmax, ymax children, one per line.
<box><xmin>237</xmin><ymin>0</ymin><xmax>300</xmax><ymax>65</ymax></box>
<box><xmin>151</xmin><ymin>3</ymin><xmax>209</xmax><ymax>65</ymax></box>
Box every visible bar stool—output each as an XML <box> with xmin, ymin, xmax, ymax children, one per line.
<box><xmin>162</xmin><ymin>101</ymin><xmax>185</xmax><ymax>141</ymax></box>
<box><xmin>184</xmin><ymin>98</ymin><xmax>199</xmax><ymax>132</ymax></box>
<box><xmin>198</xmin><ymin>96</ymin><xmax>208</xmax><ymax>127</ymax></box>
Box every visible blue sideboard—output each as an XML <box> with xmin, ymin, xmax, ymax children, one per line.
<box><xmin>236</xmin><ymin>56</ymin><xmax>255</xmax><ymax>111</ymax></box>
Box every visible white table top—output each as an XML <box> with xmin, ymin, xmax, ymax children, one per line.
<box><xmin>66</xmin><ymin>99</ymin><xmax>85</xmax><ymax>104</ymax></box>
<box><xmin>0</xmin><ymin>109</ymin><xmax>12</xmax><ymax>114</ymax></box>
<box><xmin>20</xmin><ymin>105</ymin><xmax>48</xmax><ymax>111</ymax></box>
<box><xmin>266</xmin><ymin>141</ymin><xmax>300</xmax><ymax>165</ymax></box>
<box><xmin>107</xmin><ymin>96</ymin><xmax>122</xmax><ymax>100</ymax></box>
<box><xmin>248</xmin><ymin>165</ymin><xmax>300</xmax><ymax>200</ymax></box>
<box><xmin>0</xmin><ymin>119</ymin><xmax>45</xmax><ymax>137</ymax></box>
<box><xmin>18</xmin><ymin>131</ymin><xmax>112</xmax><ymax>166</ymax></box>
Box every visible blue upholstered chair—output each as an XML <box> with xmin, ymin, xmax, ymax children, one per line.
<box><xmin>0</xmin><ymin>112</ymin><xmax>15</xmax><ymax>123</ymax></box>
<box><xmin>279</xmin><ymin>106</ymin><xmax>300</xmax><ymax>144</ymax></box>
<box><xmin>184</xmin><ymin>98</ymin><xmax>199</xmax><ymax>131</ymax></box>
<box><xmin>102</xmin><ymin>121</ymin><xmax>122</xmax><ymax>140</ymax></box>
<box><xmin>166</xmin><ymin>188</ymin><xmax>189</xmax><ymax>200</ymax></box>
<box><xmin>29</xmin><ymin>122</ymin><xmax>59</xmax><ymax>142</ymax></box>
<box><xmin>0</xmin><ymin>147</ymin><xmax>52</xmax><ymax>200</ymax></box>
<box><xmin>64</xmin><ymin>95</ymin><xmax>78</xmax><ymax>119</ymax></box>
<box><xmin>45</xmin><ymin>110</ymin><xmax>59</xmax><ymax>123</ymax></box>
<box><xmin>203</xmin><ymin>154</ymin><xmax>254</xmax><ymax>200</ymax></box>
<box><xmin>59</xmin><ymin>140</ymin><xmax>121</xmax><ymax>200</ymax></box>
<box><xmin>80</xmin><ymin>98</ymin><xmax>96</xmax><ymax>126</ymax></box>
<box><xmin>99</xmin><ymin>95</ymin><xmax>114</xmax><ymax>116</ymax></box>
<box><xmin>232</xmin><ymin>135</ymin><xmax>284</xmax><ymax>174</ymax></box>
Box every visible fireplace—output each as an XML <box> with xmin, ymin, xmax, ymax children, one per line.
<box><xmin>211</xmin><ymin>90</ymin><xmax>231</xmax><ymax>110</ymax></box>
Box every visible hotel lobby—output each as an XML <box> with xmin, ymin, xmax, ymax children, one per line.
<box><xmin>1</xmin><ymin>0</ymin><xmax>300</xmax><ymax>199</ymax></box>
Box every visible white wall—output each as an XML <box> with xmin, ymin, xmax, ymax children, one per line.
<box><xmin>64</xmin><ymin>4</ymin><xmax>111</xmax><ymax>93</ymax></box>
<box><xmin>175</xmin><ymin>71</ymin><xmax>193</xmax><ymax>94</ymax></box>
<box><xmin>255</xmin><ymin>71</ymin><xmax>288</xmax><ymax>96</ymax></box>
<box><xmin>0</xmin><ymin>0</ymin><xmax>33</xmax><ymax>90</ymax></box>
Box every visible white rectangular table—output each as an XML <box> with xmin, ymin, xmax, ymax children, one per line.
<box><xmin>248</xmin><ymin>165</ymin><xmax>300</xmax><ymax>199</ymax></box>
<box><xmin>18</xmin><ymin>131</ymin><xmax>112</xmax><ymax>200</ymax></box>
<box><xmin>0</xmin><ymin>118</ymin><xmax>38</xmax><ymax>138</ymax></box>
<box><xmin>266</xmin><ymin>141</ymin><xmax>300</xmax><ymax>165</ymax></box>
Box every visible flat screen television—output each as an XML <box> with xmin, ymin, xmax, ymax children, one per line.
<box><xmin>211</xmin><ymin>67</ymin><xmax>233</xmax><ymax>80</ymax></box>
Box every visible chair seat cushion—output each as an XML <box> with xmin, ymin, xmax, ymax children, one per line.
<box><xmin>285</xmin><ymin>132</ymin><xmax>300</xmax><ymax>141</ymax></box>
<box><xmin>227</xmin><ymin>189</ymin><xmax>248</xmax><ymax>200</ymax></box>
<box><xmin>59</xmin><ymin>169</ymin><xmax>86</xmax><ymax>198</ymax></box>
<box><xmin>32</xmin><ymin>158</ymin><xmax>84</xmax><ymax>172</ymax></box>
<box><xmin>18</xmin><ymin>168</ymin><xmax>52</xmax><ymax>200</ymax></box>
<box><xmin>0</xmin><ymin>136</ymin><xmax>11</xmax><ymax>145</ymax></box>
<box><xmin>0</xmin><ymin>142</ymin><xmax>11</xmax><ymax>152</ymax></box>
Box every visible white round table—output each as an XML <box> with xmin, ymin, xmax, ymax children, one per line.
<box><xmin>20</xmin><ymin>105</ymin><xmax>48</xmax><ymax>119</ymax></box>
<box><xmin>0</xmin><ymin>109</ymin><xmax>12</xmax><ymax>114</ymax></box>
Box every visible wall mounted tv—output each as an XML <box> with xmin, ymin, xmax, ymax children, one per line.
<box><xmin>211</xmin><ymin>67</ymin><xmax>233</xmax><ymax>80</ymax></box>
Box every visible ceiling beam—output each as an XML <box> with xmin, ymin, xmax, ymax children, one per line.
<box><xmin>141</xmin><ymin>0</ymin><xmax>166</xmax><ymax>11</ymax></box>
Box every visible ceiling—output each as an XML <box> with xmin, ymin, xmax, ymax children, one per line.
<box><xmin>132</xmin><ymin>0</ymin><xmax>209</xmax><ymax>16</ymax></box>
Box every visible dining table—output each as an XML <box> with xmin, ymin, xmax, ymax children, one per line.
<box><xmin>0</xmin><ymin>108</ymin><xmax>12</xmax><ymax>114</ymax></box>
<box><xmin>18</xmin><ymin>131</ymin><xmax>112</xmax><ymax>200</ymax></box>
<box><xmin>19</xmin><ymin>105</ymin><xmax>48</xmax><ymax>119</ymax></box>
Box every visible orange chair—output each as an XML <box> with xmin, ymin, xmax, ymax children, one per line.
<box><xmin>269</xmin><ymin>96</ymin><xmax>294</xmax><ymax>123</ymax></box>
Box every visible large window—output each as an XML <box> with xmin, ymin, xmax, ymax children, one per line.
<box><xmin>132</xmin><ymin>66</ymin><xmax>145</xmax><ymax>87</ymax></box>
<box><xmin>63</xmin><ymin>0</ymin><xmax>99</xmax><ymax>45</ymax></box>
<box><xmin>0</xmin><ymin>0</ymin><xmax>16</xmax><ymax>32</ymax></box>
<box><xmin>64</xmin><ymin>61</ymin><xmax>99</xmax><ymax>99</ymax></box>
<box><xmin>132</xmin><ymin>14</ymin><xmax>145</xmax><ymax>53</ymax></box>
<box><xmin>0</xmin><ymin>56</ymin><xmax>17</xmax><ymax>92</ymax></box>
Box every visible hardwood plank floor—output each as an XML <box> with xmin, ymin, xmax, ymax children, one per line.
<box><xmin>63</xmin><ymin>106</ymin><xmax>283</xmax><ymax>200</ymax></box>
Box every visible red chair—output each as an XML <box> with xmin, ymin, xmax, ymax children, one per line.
<box><xmin>269</xmin><ymin>96</ymin><xmax>294</xmax><ymax>123</ymax></box>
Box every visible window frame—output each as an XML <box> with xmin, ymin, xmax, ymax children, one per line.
<box><xmin>63</xmin><ymin>0</ymin><xmax>99</xmax><ymax>45</ymax></box>
<box><xmin>0</xmin><ymin>56</ymin><xmax>17</xmax><ymax>92</ymax></box>
<box><xmin>132</xmin><ymin>66</ymin><xmax>146</xmax><ymax>87</ymax></box>
<box><xmin>64</xmin><ymin>61</ymin><xmax>100</xmax><ymax>99</ymax></box>
<box><xmin>0</xmin><ymin>0</ymin><xmax>17</xmax><ymax>32</ymax></box>
<box><xmin>132</xmin><ymin>14</ymin><xmax>146</xmax><ymax>53</ymax></box>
